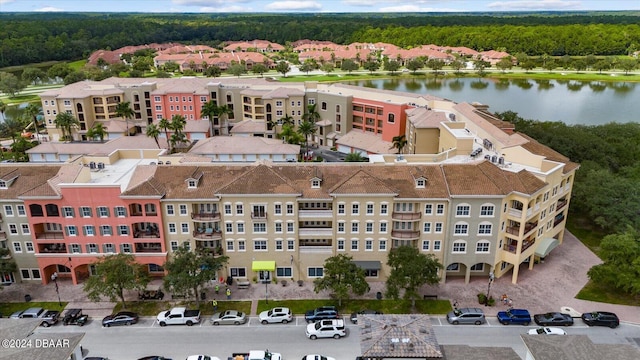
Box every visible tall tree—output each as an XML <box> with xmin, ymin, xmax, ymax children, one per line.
<box><xmin>313</xmin><ymin>254</ymin><xmax>370</xmax><ymax>307</ymax></box>
<box><xmin>158</xmin><ymin>117</ymin><xmax>172</xmax><ymax>152</ymax></box>
<box><xmin>0</xmin><ymin>116</ymin><xmax>26</xmax><ymax>145</ymax></box>
<box><xmin>384</xmin><ymin>59</ymin><xmax>401</xmax><ymax>74</ymax></box>
<box><xmin>0</xmin><ymin>100</ymin><xmax>6</xmax><ymax>118</ymax></box>
<box><xmin>297</xmin><ymin>120</ymin><xmax>316</xmax><ymax>161</ymax></box>
<box><xmin>163</xmin><ymin>244</ymin><xmax>229</xmax><ymax>307</ymax></box>
<box><xmin>53</xmin><ymin>112</ymin><xmax>79</xmax><ymax>141</ymax></box>
<box><xmin>385</xmin><ymin>246</ymin><xmax>443</xmax><ymax>309</ymax></box>
<box><xmin>275</xmin><ymin>61</ymin><xmax>291</xmax><ymax>77</ymax></box>
<box><xmin>169</xmin><ymin>114</ymin><xmax>188</xmax><ymax>150</ymax></box>
<box><xmin>24</xmin><ymin>103</ymin><xmax>41</xmax><ymax>140</ymax></box>
<box><xmin>426</xmin><ymin>59</ymin><xmax>444</xmax><ymax>75</ymax></box>
<box><xmin>278</xmin><ymin>124</ymin><xmax>304</xmax><ymax>145</ymax></box>
<box><xmin>201</xmin><ymin>100</ymin><xmax>220</xmax><ymax>136</ymax></box>
<box><xmin>0</xmin><ymin>72</ymin><xmax>26</xmax><ymax>97</ymax></box>
<box><xmin>390</xmin><ymin>134</ymin><xmax>407</xmax><ymax>154</ymax></box>
<box><xmin>21</xmin><ymin>67</ymin><xmax>47</xmax><ymax>85</ymax></box>
<box><xmin>587</xmin><ymin>230</ymin><xmax>640</xmax><ymax>297</ymax></box>
<box><xmin>251</xmin><ymin>63</ymin><xmax>268</xmax><ymax>77</ymax></box>
<box><xmin>86</xmin><ymin>122</ymin><xmax>107</xmax><ymax>142</ymax></box>
<box><xmin>115</xmin><ymin>101</ymin><xmax>135</xmax><ymax>136</ymax></box>
<box><xmin>145</xmin><ymin>123</ymin><xmax>161</xmax><ymax>148</ymax></box>
<box><xmin>302</xmin><ymin>103</ymin><xmax>321</xmax><ymax>124</ymax></box>
<box><xmin>340</xmin><ymin>59</ymin><xmax>359</xmax><ymax>74</ymax></box>
<box><xmin>83</xmin><ymin>253</ymin><xmax>150</xmax><ymax>309</ymax></box>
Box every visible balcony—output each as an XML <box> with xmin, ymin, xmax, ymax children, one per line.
<box><xmin>505</xmin><ymin>221</ymin><xmax>538</xmax><ymax>237</ymax></box>
<box><xmin>251</xmin><ymin>212</ymin><xmax>267</xmax><ymax>220</ymax></box>
<box><xmin>298</xmin><ymin>209</ymin><xmax>333</xmax><ymax>218</ymax></box>
<box><xmin>191</xmin><ymin>212</ymin><xmax>221</xmax><ymax>221</ymax></box>
<box><xmin>554</xmin><ymin>214</ymin><xmax>565</xmax><ymax>227</ymax></box>
<box><xmin>556</xmin><ymin>199</ymin><xmax>568</xmax><ymax>211</ymax></box>
<box><xmin>391</xmin><ymin>230</ymin><xmax>420</xmax><ymax>239</ymax></box>
<box><xmin>39</xmin><ymin>244</ymin><xmax>67</xmax><ymax>253</ymax></box>
<box><xmin>195</xmin><ymin>240</ymin><xmax>223</xmax><ymax>256</ymax></box>
<box><xmin>134</xmin><ymin>242</ymin><xmax>162</xmax><ymax>253</ymax></box>
<box><xmin>0</xmin><ymin>231</ymin><xmax>6</xmax><ymax>240</ymax></box>
<box><xmin>192</xmin><ymin>229</ymin><xmax>222</xmax><ymax>240</ymax></box>
<box><xmin>391</xmin><ymin>212</ymin><xmax>421</xmax><ymax>221</ymax></box>
<box><xmin>34</xmin><ymin>231</ymin><xmax>64</xmax><ymax>240</ymax></box>
<box><xmin>300</xmin><ymin>246</ymin><xmax>333</xmax><ymax>254</ymax></box>
<box><xmin>298</xmin><ymin>228</ymin><xmax>333</xmax><ymax>237</ymax></box>
<box><xmin>133</xmin><ymin>229</ymin><xmax>160</xmax><ymax>239</ymax></box>
<box><xmin>503</xmin><ymin>238</ymin><xmax>536</xmax><ymax>254</ymax></box>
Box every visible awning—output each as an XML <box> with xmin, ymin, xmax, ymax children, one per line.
<box><xmin>352</xmin><ymin>261</ymin><xmax>382</xmax><ymax>270</ymax></box>
<box><xmin>252</xmin><ymin>261</ymin><xmax>276</xmax><ymax>271</ymax></box>
<box><xmin>535</xmin><ymin>238</ymin><xmax>560</xmax><ymax>258</ymax></box>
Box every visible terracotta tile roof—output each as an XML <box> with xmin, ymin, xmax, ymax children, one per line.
<box><xmin>189</xmin><ymin>136</ymin><xmax>300</xmax><ymax>156</ymax></box>
<box><xmin>329</xmin><ymin>169</ymin><xmax>398</xmax><ymax>195</ymax></box>
<box><xmin>359</xmin><ymin>314</ymin><xmax>442</xmax><ymax>358</ymax></box>
<box><xmin>407</xmin><ymin>108</ymin><xmax>448</xmax><ymax>128</ymax></box>
<box><xmin>217</xmin><ymin>163</ymin><xmax>301</xmax><ymax>195</ymax></box>
<box><xmin>122</xmin><ymin>165</ymin><xmax>165</xmax><ymax>197</ymax></box>
<box><xmin>263</xmin><ymin>87</ymin><xmax>306</xmax><ymax>99</ymax></box>
<box><xmin>442</xmin><ymin>161</ymin><xmax>547</xmax><ymax>196</ymax></box>
<box><xmin>453</xmin><ymin>102</ymin><xmax>529</xmax><ymax>148</ymax></box>
<box><xmin>229</xmin><ymin>120</ymin><xmax>267</xmax><ymax>134</ymax></box>
<box><xmin>0</xmin><ymin>165</ymin><xmax>61</xmax><ymax>199</ymax></box>
<box><xmin>518</xmin><ymin>133</ymin><xmax>580</xmax><ymax>174</ymax></box>
<box><xmin>335</xmin><ymin>131</ymin><xmax>393</xmax><ymax>154</ymax></box>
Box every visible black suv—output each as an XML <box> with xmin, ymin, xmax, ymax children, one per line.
<box><xmin>581</xmin><ymin>311</ymin><xmax>619</xmax><ymax>328</ymax></box>
<box><xmin>304</xmin><ymin>306</ymin><xmax>338</xmax><ymax>323</ymax></box>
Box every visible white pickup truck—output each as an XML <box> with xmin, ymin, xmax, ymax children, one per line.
<box><xmin>10</xmin><ymin>307</ymin><xmax>60</xmax><ymax>327</ymax></box>
<box><xmin>228</xmin><ymin>350</ymin><xmax>282</xmax><ymax>360</ymax></box>
<box><xmin>157</xmin><ymin>307</ymin><xmax>201</xmax><ymax>326</ymax></box>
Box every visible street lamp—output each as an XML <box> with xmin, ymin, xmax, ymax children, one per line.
<box><xmin>262</xmin><ymin>271</ymin><xmax>269</xmax><ymax>304</ymax></box>
<box><xmin>485</xmin><ymin>271</ymin><xmax>495</xmax><ymax>307</ymax></box>
<box><xmin>51</xmin><ymin>271</ymin><xmax>62</xmax><ymax>306</ymax></box>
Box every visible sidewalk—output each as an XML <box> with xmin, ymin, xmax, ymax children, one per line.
<box><xmin>1</xmin><ymin>230</ymin><xmax>638</xmax><ymax>324</ymax></box>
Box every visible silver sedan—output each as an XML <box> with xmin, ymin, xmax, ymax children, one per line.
<box><xmin>210</xmin><ymin>310</ymin><xmax>247</xmax><ymax>325</ymax></box>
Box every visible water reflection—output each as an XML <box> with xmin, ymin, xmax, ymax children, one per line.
<box><xmin>566</xmin><ymin>81</ymin><xmax>585</xmax><ymax>91</ymax></box>
<box><xmin>425</xmin><ymin>79</ymin><xmax>443</xmax><ymax>90</ymax></box>
<box><xmin>382</xmin><ymin>79</ymin><xmax>401</xmax><ymax>91</ymax></box>
<box><xmin>589</xmin><ymin>82</ymin><xmax>607</xmax><ymax>92</ymax></box>
<box><xmin>470</xmin><ymin>80</ymin><xmax>489</xmax><ymax>89</ymax></box>
<box><xmin>512</xmin><ymin>78</ymin><xmax>533</xmax><ymax>89</ymax></box>
<box><xmin>449</xmin><ymin>79</ymin><xmax>464</xmax><ymax>91</ymax></box>
<box><xmin>608</xmin><ymin>82</ymin><xmax>634</xmax><ymax>94</ymax></box>
<box><xmin>535</xmin><ymin>79</ymin><xmax>554</xmax><ymax>90</ymax></box>
<box><xmin>494</xmin><ymin>79</ymin><xmax>510</xmax><ymax>91</ymax></box>
<box><xmin>405</xmin><ymin>79</ymin><xmax>423</xmax><ymax>92</ymax></box>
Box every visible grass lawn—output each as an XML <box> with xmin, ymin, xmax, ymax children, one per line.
<box><xmin>255</xmin><ymin>298</ymin><xmax>452</xmax><ymax>316</ymax></box>
<box><xmin>0</xmin><ymin>301</ymin><xmax>68</xmax><ymax>316</ymax></box>
<box><xmin>576</xmin><ymin>281</ymin><xmax>640</xmax><ymax>306</ymax></box>
<box><xmin>566</xmin><ymin>215</ymin><xmax>607</xmax><ymax>255</ymax></box>
<box><xmin>113</xmin><ymin>299</ymin><xmax>251</xmax><ymax>317</ymax></box>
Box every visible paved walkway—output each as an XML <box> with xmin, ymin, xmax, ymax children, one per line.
<box><xmin>2</xmin><ymin>230</ymin><xmax>638</xmax><ymax>324</ymax></box>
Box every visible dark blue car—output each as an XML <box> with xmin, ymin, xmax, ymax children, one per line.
<box><xmin>497</xmin><ymin>308</ymin><xmax>531</xmax><ymax>325</ymax></box>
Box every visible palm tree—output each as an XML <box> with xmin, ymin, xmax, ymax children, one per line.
<box><xmin>216</xmin><ymin>104</ymin><xmax>233</xmax><ymax>135</ymax></box>
<box><xmin>297</xmin><ymin>120</ymin><xmax>317</xmax><ymax>161</ymax></box>
<box><xmin>302</xmin><ymin>103</ymin><xmax>321</xmax><ymax>123</ymax></box>
<box><xmin>115</xmin><ymin>101</ymin><xmax>134</xmax><ymax>136</ymax></box>
<box><xmin>280</xmin><ymin>114</ymin><xmax>295</xmax><ymax>127</ymax></box>
<box><xmin>390</xmin><ymin>134</ymin><xmax>408</xmax><ymax>154</ymax></box>
<box><xmin>24</xmin><ymin>103</ymin><xmax>41</xmax><ymax>140</ymax></box>
<box><xmin>87</xmin><ymin>122</ymin><xmax>107</xmax><ymax>142</ymax></box>
<box><xmin>145</xmin><ymin>123</ymin><xmax>161</xmax><ymax>148</ymax></box>
<box><xmin>169</xmin><ymin>114</ymin><xmax>188</xmax><ymax>151</ymax></box>
<box><xmin>54</xmin><ymin>112</ymin><xmax>79</xmax><ymax>141</ymax></box>
<box><xmin>201</xmin><ymin>100</ymin><xmax>218</xmax><ymax>136</ymax></box>
<box><xmin>158</xmin><ymin>117</ymin><xmax>172</xmax><ymax>152</ymax></box>
<box><xmin>0</xmin><ymin>100</ymin><xmax>7</xmax><ymax>119</ymax></box>
<box><xmin>278</xmin><ymin>124</ymin><xmax>304</xmax><ymax>145</ymax></box>
<box><xmin>0</xmin><ymin>116</ymin><xmax>26</xmax><ymax>144</ymax></box>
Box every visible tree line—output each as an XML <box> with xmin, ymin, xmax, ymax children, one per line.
<box><xmin>1</xmin><ymin>12</ymin><xmax>640</xmax><ymax>68</ymax></box>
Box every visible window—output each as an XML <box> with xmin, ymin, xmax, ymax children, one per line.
<box><xmin>435</xmin><ymin>222</ymin><xmax>443</xmax><ymax>233</ymax></box>
<box><xmin>8</xmin><ymin>224</ymin><xmax>17</xmax><ymax>234</ymax></box>
<box><xmin>434</xmin><ymin>240</ymin><xmax>441</xmax><ymax>251</ymax></box>
<box><xmin>379</xmin><ymin>222</ymin><xmax>387</xmax><ymax>233</ymax></box>
<box><xmin>447</xmin><ymin>263</ymin><xmax>459</xmax><ymax>271</ymax></box>
<box><xmin>476</xmin><ymin>241</ymin><xmax>490</xmax><ymax>253</ymax></box>
<box><xmin>380</xmin><ymin>203</ymin><xmax>388</xmax><ymax>215</ymax></box>
<box><xmin>480</xmin><ymin>205</ymin><xmax>495</xmax><ymax>216</ymax></box>
<box><xmin>154</xmin><ymin>96</ymin><xmax>161</xmax><ymax>102</ymax></box>
<box><xmin>187</xmin><ymin>180</ymin><xmax>197</xmax><ymax>188</ymax></box>
<box><xmin>456</xmin><ymin>205</ymin><xmax>470</xmax><ymax>216</ymax></box>
<box><xmin>379</xmin><ymin>239</ymin><xmax>387</xmax><ymax>251</ymax></box>
<box><xmin>286</xmin><ymin>203</ymin><xmax>294</xmax><ymax>215</ymax></box>
<box><xmin>253</xmin><ymin>223</ymin><xmax>267</xmax><ymax>233</ymax></box>
<box><xmin>236</xmin><ymin>204</ymin><xmax>243</xmax><ymax>215</ymax></box>
<box><xmin>286</xmin><ymin>222</ymin><xmax>294</xmax><ymax>233</ymax></box>
<box><xmin>66</xmin><ymin>225</ymin><xmax>78</xmax><ymax>236</ymax></box>
<box><xmin>70</xmin><ymin>244</ymin><xmax>81</xmax><ymax>253</ymax></box>
<box><xmin>423</xmin><ymin>222</ymin><xmax>431</xmax><ymax>233</ymax></box>
<box><xmin>225</xmin><ymin>223</ymin><xmax>233</xmax><ymax>233</ymax></box>
<box><xmin>337</xmin><ymin>239</ymin><xmax>345</xmax><ymax>250</ymax></box>
<box><xmin>118</xmin><ymin>225</ymin><xmax>129</xmax><ymax>236</ymax></box>
<box><xmin>226</xmin><ymin>241</ymin><xmax>234</xmax><ymax>251</ymax></box>
<box><xmin>274</xmin><ymin>204</ymin><xmax>282</xmax><ymax>215</ymax></box>
<box><xmin>83</xmin><ymin>225</ymin><xmax>95</xmax><ymax>236</ymax></box>
<box><xmin>337</xmin><ymin>203</ymin><xmax>345</xmax><ymax>215</ymax></box>
<box><xmin>276</xmin><ymin>267</ymin><xmax>292</xmax><ymax>277</ymax></box>
<box><xmin>274</xmin><ymin>222</ymin><xmax>282</xmax><ymax>233</ymax></box>
<box><xmin>3</xmin><ymin>205</ymin><xmax>13</xmax><ymax>216</ymax></box>
<box><xmin>351</xmin><ymin>203</ymin><xmax>359</xmax><ymax>215</ymax></box>
<box><xmin>337</xmin><ymin>221</ymin><xmax>345</xmax><ymax>233</ymax></box>
<box><xmin>275</xmin><ymin>239</ymin><xmax>283</xmax><ymax>251</ymax></box>
<box><xmin>365</xmin><ymin>222</ymin><xmax>373</xmax><ymax>233</ymax></box>
<box><xmin>87</xmin><ymin>243</ymin><xmax>98</xmax><ymax>253</ymax></box>
<box><xmin>287</xmin><ymin>239</ymin><xmax>294</xmax><ymax>250</ymax></box>
<box><xmin>230</xmin><ymin>268</ymin><xmax>246</xmax><ymax>278</ymax></box>
<box><xmin>424</xmin><ymin>204</ymin><xmax>433</xmax><ymax>215</ymax></box>
<box><xmin>311</xmin><ymin>179</ymin><xmax>320</xmax><ymax>188</ymax></box>
<box><xmin>21</xmin><ymin>224</ymin><xmax>30</xmax><ymax>235</ymax></box>
<box><xmin>416</xmin><ymin>178</ymin><xmax>426</xmax><ymax>188</ymax></box>
<box><xmin>166</xmin><ymin>204</ymin><xmax>175</xmax><ymax>215</ymax></box>
<box><xmin>224</xmin><ymin>204</ymin><xmax>232</xmax><ymax>215</ymax></box>
<box><xmin>254</xmin><ymin>240</ymin><xmax>267</xmax><ymax>251</ymax></box>
<box><xmin>351</xmin><ymin>222</ymin><xmax>359</xmax><ymax>233</ymax></box>
<box><xmin>308</xmin><ymin>267</ymin><xmax>323</xmax><ymax>277</ymax></box>
<box><xmin>237</xmin><ymin>222</ymin><xmax>245</xmax><ymax>233</ymax></box>
<box><xmin>17</xmin><ymin>205</ymin><xmax>26</xmax><ymax>216</ymax></box>
<box><xmin>115</xmin><ymin>206</ymin><xmax>126</xmax><ymax>217</ymax></box>
<box><xmin>454</xmin><ymin>223</ymin><xmax>468</xmax><ymax>235</ymax></box>
<box><xmin>471</xmin><ymin>263</ymin><xmax>485</xmax><ymax>271</ymax></box>
<box><xmin>64</xmin><ymin>100</ymin><xmax>71</xmax><ymax>106</ymax></box>
<box><xmin>100</xmin><ymin>225</ymin><xmax>112</xmax><ymax>236</ymax></box>
<box><xmin>478</xmin><ymin>224</ymin><xmax>492</xmax><ymax>235</ymax></box>
<box><xmin>181</xmin><ymin>223</ymin><xmax>189</xmax><ymax>234</ymax></box>
<box><xmin>97</xmin><ymin>206</ymin><xmax>109</xmax><ymax>217</ymax></box>
<box><xmin>452</xmin><ymin>241</ymin><xmax>467</xmax><ymax>253</ymax></box>
<box><xmin>168</xmin><ymin>223</ymin><xmax>176</xmax><ymax>234</ymax></box>
<box><xmin>351</xmin><ymin>240</ymin><xmax>359</xmax><ymax>250</ymax></box>
<box><xmin>422</xmin><ymin>240</ymin><xmax>430</xmax><ymax>251</ymax></box>
<box><xmin>25</xmin><ymin>242</ymin><xmax>34</xmax><ymax>252</ymax></box>
<box><xmin>13</xmin><ymin>242</ymin><xmax>22</xmax><ymax>253</ymax></box>
<box><xmin>365</xmin><ymin>239</ymin><xmax>373</xmax><ymax>250</ymax></box>
<box><xmin>79</xmin><ymin>206</ymin><xmax>92</xmax><ymax>217</ymax></box>
<box><xmin>436</xmin><ymin>204</ymin><xmax>445</xmax><ymax>215</ymax></box>
<box><xmin>364</xmin><ymin>269</ymin><xmax>378</xmax><ymax>277</ymax></box>
<box><xmin>366</xmin><ymin>203</ymin><xmax>374</xmax><ymax>215</ymax></box>
<box><xmin>179</xmin><ymin>204</ymin><xmax>187</xmax><ymax>215</ymax></box>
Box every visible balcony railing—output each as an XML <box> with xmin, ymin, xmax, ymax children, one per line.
<box><xmin>133</xmin><ymin>230</ymin><xmax>160</xmax><ymax>239</ymax></box>
<box><xmin>251</xmin><ymin>212</ymin><xmax>267</xmax><ymax>220</ymax></box>
<box><xmin>191</xmin><ymin>212</ymin><xmax>221</xmax><ymax>221</ymax></box>
<box><xmin>39</xmin><ymin>244</ymin><xmax>67</xmax><ymax>253</ymax></box>
<box><xmin>192</xmin><ymin>229</ymin><xmax>222</xmax><ymax>240</ymax></box>
<box><xmin>556</xmin><ymin>200</ymin><xmax>568</xmax><ymax>211</ymax></box>
<box><xmin>298</xmin><ymin>228</ymin><xmax>333</xmax><ymax>237</ymax></box>
<box><xmin>554</xmin><ymin>215</ymin><xmax>565</xmax><ymax>227</ymax></box>
<box><xmin>506</xmin><ymin>221</ymin><xmax>538</xmax><ymax>237</ymax></box>
<box><xmin>298</xmin><ymin>209</ymin><xmax>333</xmax><ymax>218</ymax></box>
<box><xmin>134</xmin><ymin>244</ymin><xmax>162</xmax><ymax>253</ymax></box>
<box><xmin>0</xmin><ymin>231</ymin><xmax>6</xmax><ymax>240</ymax></box>
<box><xmin>391</xmin><ymin>230</ymin><xmax>420</xmax><ymax>239</ymax></box>
<box><xmin>391</xmin><ymin>212</ymin><xmax>421</xmax><ymax>221</ymax></box>
<box><xmin>503</xmin><ymin>239</ymin><xmax>536</xmax><ymax>254</ymax></box>
<box><xmin>300</xmin><ymin>246</ymin><xmax>333</xmax><ymax>253</ymax></box>
<box><xmin>34</xmin><ymin>232</ymin><xmax>64</xmax><ymax>240</ymax></box>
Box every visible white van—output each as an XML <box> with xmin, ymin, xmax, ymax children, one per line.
<box><xmin>305</xmin><ymin>319</ymin><xmax>346</xmax><ymax>340</ymax></box>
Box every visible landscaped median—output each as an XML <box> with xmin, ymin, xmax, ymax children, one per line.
<box><xmin>255</xmin><ymin>298</ymin><xmax>452</xmax><ymax>316</ymax></box>
<box><xmin>0</xmin><ymin>301</ymin><xmax>68</xmax><ymax>317</ymax></box>
<box><xmin>112</xmin><ymin>300</ymin><xmax>252</xmax><ymax>317</ymax></box>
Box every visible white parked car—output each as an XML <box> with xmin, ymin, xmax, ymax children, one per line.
<box><xmin>259</xmin><ymin>307</ymin><xmax>293</xmax><ymax>324</ymax></box>
<box><xmin>528</xmin><ymin>327</ymin><xmax>567</xmax><ymax>335</ymax></box>
<box><xmin>305</xmin><ymin>319</ymin><xmax>346</xmax><ymax>340</ymax></box>
<box><xmin>186</xmin><ymin>356</ymin><xmax>221</xmax><ymax>360</ymax></box>
<box><xmin>301</xmin><ymin>355</ymin><xmax>336</xmax><ymax>360</ymax></box>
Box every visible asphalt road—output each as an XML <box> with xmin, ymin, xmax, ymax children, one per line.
<box><xmin>34</xmin><ymin>315</ymin><xmax>640</xmax><ymax>360</ymax></box>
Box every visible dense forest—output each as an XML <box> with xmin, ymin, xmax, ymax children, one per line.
<box><xmin>1</xmin><ymin>12</ymin><xmax>640</xmax><ymax>68</ymax></box>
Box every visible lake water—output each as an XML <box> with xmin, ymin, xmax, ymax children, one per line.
<box><xmin>346</xmin><ymin>77</ymin><xmax>638</xmax><ymax>125</ymax></box>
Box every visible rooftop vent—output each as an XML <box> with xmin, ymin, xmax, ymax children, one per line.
<box><xmin>97</xmin><ymin>162</ymin><xmax>105</xmax><ymax>170</ymax></box>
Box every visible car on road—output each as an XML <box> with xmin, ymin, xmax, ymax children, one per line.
<box><xmin>102</xmin><ymin>311</ymin><xmax>139</xmax><ymax>327</ymax></box>
<box><xmin>497</xmin><ymin>308</ymin><xmax>531</xmax><ymax>325</ymax></box>
<box><xmin>581</xmin><ymin>311</ymin><xmax>620</xmax><ymax>328</ymax></box>
<box><xmin>211</xmin><ymin>310</ymin><xmax>247</xmax><ymax>325</ymax></box>
<box><xmin>350</xmin><ymin>309</ymin><xmax>383</xmax><ymax>324</ymax></box>
<box><xmin>259</xmin><ymin>307</ymin><xmax>293</xmax><ymax>324</ymax></box>
<box><xmin>301</xmin><ymin>355</ymin><xmax>336</xmax><ymax>360</ymax></box>
<box><xmin>533</xmin><ymin>312</ymin><xmax>573</xmax><ymax>326</ymax></box>
<box><xmin>186</xmin><ymin>355</ymin><xmax>221</xmax><ymax>360</ymax></box>
<box><xmin>305</xmin><ymin>319</ymin><xmax>346</xmax><ymax>340</ymax></box>
<box><xmin>446</xmin><ymin>307</ymin><xmax>486</xmax><ymax>325</ymax></box>
<box><xmin>528</xmin><ymin>327</ymin><xmax>567</xmax><ymax>335</ymax></box>
<box><xmin>304</xmin><ymin>306</ymin><xmax>338</xmax><ymax>323</ymax></box>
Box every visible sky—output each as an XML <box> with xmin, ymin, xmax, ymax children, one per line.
<box><xmin>0</xmin><ymin>0</ymin><xmax>638</xmax><ymax>13</ymax></box>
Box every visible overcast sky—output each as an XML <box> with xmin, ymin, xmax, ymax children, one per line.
<box><xmin>1</xmin><ymin>0</ymin><xmax>638</xmax><ymax>13</ymax></box>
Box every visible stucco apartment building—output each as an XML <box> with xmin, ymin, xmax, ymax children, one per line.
<box><xmin>2</xmin><ymin>78</ymin><xmax>577</xmax><ymax>287</ymax></box>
